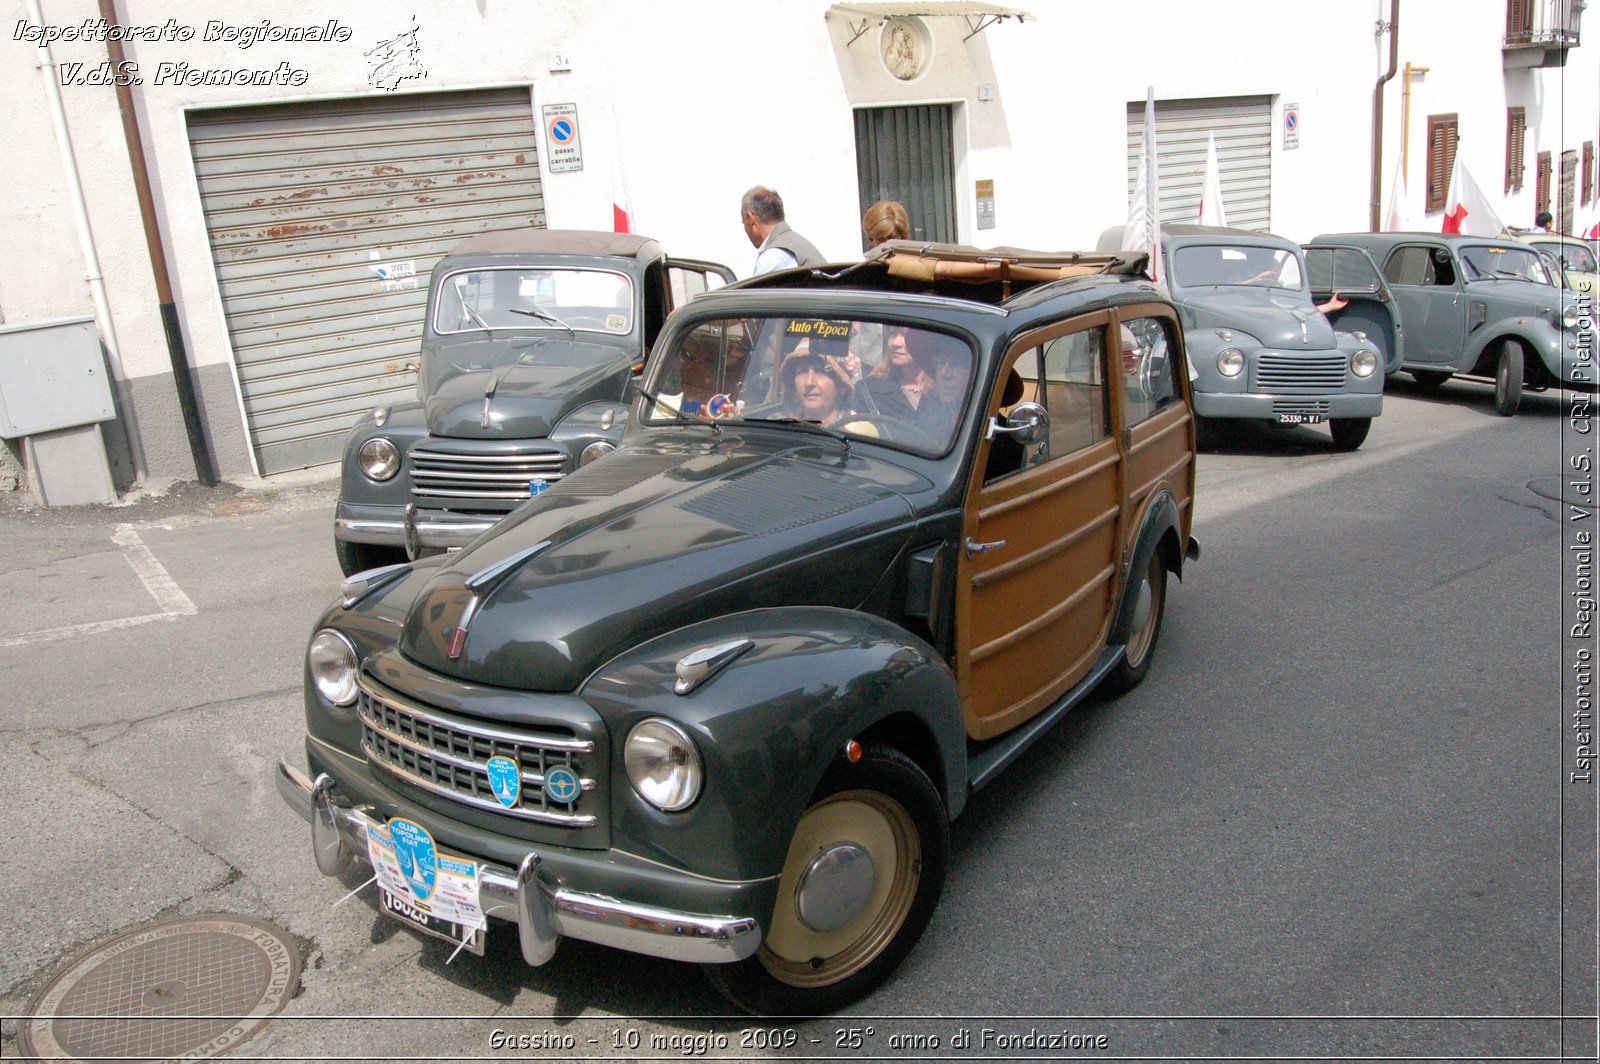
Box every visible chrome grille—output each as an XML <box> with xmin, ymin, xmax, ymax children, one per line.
<box><xmin>357</xmin><ymin>677</ymin><xmax>596</xmax><ymax>826</ymax></box>
<box><xmin>1272</xmin><ymin>399</ymin><xmax>1331</xmax><ymax>416</ymax></box>
<box><xmin>1254</xmin><ymin>353</ymin><xmax>1348</xmax><ymax>393</ymax></box>
<box><xmin>409</xmin><ymin>445</ymin><xmax>569</xmax><ymax>502</ymax></box>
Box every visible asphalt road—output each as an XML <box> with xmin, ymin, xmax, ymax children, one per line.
<box><xmin>0</xmin><ymin>375</ymin><xmax>1592</xmax><ymax>1062</ymax></box>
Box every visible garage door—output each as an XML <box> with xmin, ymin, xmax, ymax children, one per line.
<box><xmin>1126</xmin><ymin>95</ymin><xmax>1272</xmax><ymax>234</ymax></box>
<box><xmin>188</xmin><ymin>88</ymin><xmax>546</xmax><ymax>474</ymax></box>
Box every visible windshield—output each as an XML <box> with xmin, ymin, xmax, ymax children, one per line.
<box><xmin>1458</xmin><ymin>245</ymin><xmax>1553</xmax><ymax>285</ymax></box>
<box><xmin>1532</xmin><ymin>239</ymin><xmax>1599</xmax><ymax>275</ymax></box>
<box><xmin>641</xmin><ymin>315</ymin><xmax>975</xmax><ymax>456</ymax></box>
<box><xmin>1172</xmin><ymin>244</ymin><xmax>1305</xmax><ymax>291</ymax></box>
<box><xmin>434</xmin><ymin>267</ymin><xmax>633</xmax><ymax>334</ymax></box>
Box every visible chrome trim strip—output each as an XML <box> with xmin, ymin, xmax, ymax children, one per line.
<box><xmin>408</xmin><ymin>487</ymin><xmax>536</xmax><ymax>500</ymax></box>
<box><xmin>412</xmin><ymin>468</ymin><xmax>567</xmax><ymax>482</ymax></box>
<box><xmin>466</xmin><ymin>541</ymin><xmax>553</xmax><ymax>590</ymax></box>
<box><xmin>360</xmin><ymin>743</ymin><xmax>598</xmax><ymax>826</ymax></box>
<box><xmin>412</xmin><ymin>451</ymin><xmax>568</xmax><ymax>464</ymax></box>
<box><xmin>356</xmin><ymin>675</ymin><xmax>595</xmax><ymax>753</ymax></box>
<box><xmin>357</xmin><ymin>700</ymin><xmax>596</xmax><ymax>791</ymax></box>
<box><xmin>277</xmin><ymin>758</ymin><xmax>761</xmax><ymax>966</ymax></box>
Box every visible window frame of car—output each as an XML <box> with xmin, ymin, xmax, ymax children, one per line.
<box><xmin>636</xmin><ymin>310</ymin><xmax>983</xmax><ymax>462</ymax></box>
<box><xmin>1381</xmin><ymin>243</ymin><xmax>1460</xmax><ymax>288</ymax></box>
<box><xmin>1170</xmin><ymin>242</ymin><xmax>1307</xmax><ymax>292</ymax></box>
<box><xmin>430</xmin><ymin>264</ymin><xmax>637</xmax><ymax>337</ymax></box>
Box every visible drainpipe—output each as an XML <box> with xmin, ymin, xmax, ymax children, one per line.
<box><xmin>1370</xmin><ymin>0</ymin><xmax>1401</xmax><ymax>232</ymax></box>
<box><xmin>98</xmin><ymin>0</ymin><xmax>217</xmax><ymax>485</ymax></box>
<box><xmin>24</xmin><ymin>0</ymin><xmax>147</xmax><ymax>481</ymax></box>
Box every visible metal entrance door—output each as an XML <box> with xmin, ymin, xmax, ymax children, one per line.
<box><xmin>854</xmin><ymin>105</ymin><xmax>957</xmax><ymax>250</ymax></box>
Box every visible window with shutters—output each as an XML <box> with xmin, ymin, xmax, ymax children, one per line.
<box><xmin>1426</xmin><ymin>115</ymin><xmax>1458</xmax><ymax>212</ymax></box>
<box><xmin>1536</xmin><ymin>151</ymin><xmax>1552</xmax><ymax>213</ymax></box>
<box><xmin>1505</xmin><ymin>107</ymin><xmax>1526</xmax><ymax>192</ymax></box>
<box><xmin>1559</xmin><ymin>151</ymin><xmax>1578</xmax><ymax>234</ymax></box>
<box><xmin>1505</xmin><ymin>0</ymin><xmax>1534</xmax><ymax>44</ymax></box>
<box><xmin>1583</xmin><ymin>141</ymin><xmax>1595</xmax><ymax>206</ymax></box>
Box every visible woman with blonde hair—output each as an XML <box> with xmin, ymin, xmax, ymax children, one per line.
<box><xmin>862</xmin><ymin>200</ymin><xmax>910</xmax><ymax>248</ymax></box>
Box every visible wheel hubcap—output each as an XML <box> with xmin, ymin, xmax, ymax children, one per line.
<box><xmin>795</xmin><ymin>844</ymin><xmax>875</xmax><ymax>933</ymax></box>
<box><xmin>760</xmin><ymin>791</ymin><xmax>919</xmax><ymax>988</ymax></box>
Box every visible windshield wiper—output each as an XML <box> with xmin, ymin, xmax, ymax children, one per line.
<box><xmin>509</xmin><ymin>307</ymin><xmax>576</xmax><ymax>335</ymax></box>
<box><xmin>461</xmin><ymin>303</ymin><xmax>494</xmax><ymax>337</ymax></box>
<box><xmin>741</xmin><ymin>416</ymin><xmax>850</xmax><ymax>450</ymax></box>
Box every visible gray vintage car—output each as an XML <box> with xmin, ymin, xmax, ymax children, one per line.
<box><xmin>1157</xmin><ymin>225</ymin><xmax>1394</xmax><ymax>450</ymax></box>
<box><xmin>1309</xmin><ymin>231</ymin><xmax>1595</xmax><ymax>415</ymax></box>
<box><xmin>333</xmin><ymin>231</ymin><xmax>732</xmax><ymax>575</ymax></box>
<box><xmin>278</xmin><ymin>242</ymin><xmax>1199</xmax><ymax>1014</ymax></box>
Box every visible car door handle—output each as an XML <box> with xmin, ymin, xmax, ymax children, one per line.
<box><xmin>965</xmin><ymin>537</ymin><xmax>1007</xmax><ymax>558</ymax></box>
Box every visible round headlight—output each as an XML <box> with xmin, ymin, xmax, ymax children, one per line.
<box><xmin>625</xmin><ymin>718</ymin><xmax>703</xmax><ymax>811</ymax></box>
<box><xmin>1351</xmin><ymin>350</ymin><xmax>1378</xmax><ymax>378</ymax></box>
<box><xmin>1564</xmin><ymin>303</ymin><xmax>1580</xmax><ymax>329</ymax></box>
<box><xmin>1216</xmin><ymin>349</ymin><xmax>1245</xmax><ymax>378</ymax></box>
<box><xmin>580</xmin><ymin>440</ymin><xmax>616</xmax><ymax>466</ymax></box>
<box><xmin>358</xmin><ymin>437</ymin><xmax>399</xmax><ymax>481</ymax></box>
<box><xmin>308</xmin><ymin>628</ymin><xmax>358</xmax><ymax>706</ymax></box>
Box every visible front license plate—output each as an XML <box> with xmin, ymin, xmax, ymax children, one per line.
<box><xmin>1277</xmin><ymin>413</ymin><xmax>1324</xmax><ymax>424</ymax></box>
<box><xmin>380</xmin><ymin>886</ymin><xmax>486</xmax><ymax>955</ymax></box>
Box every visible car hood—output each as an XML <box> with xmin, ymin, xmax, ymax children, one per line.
<box><xmin>419</xmin><ymin>333</ymin><xmax>634</xmax><ymax>438</ymax></box>
<box><xmin>396</xmin><ymin>430</ymin><xmax>925</xmax><ymax>690</ymax></box>
<box><xmin>1176</xmin><ymin>289</ymin><xmax>1336</xmax><ymax>349</ymax></box>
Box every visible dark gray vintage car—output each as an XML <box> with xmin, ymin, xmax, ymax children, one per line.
<box><xmin>278</xmin><ymin>242</ymin><xmax>1199</xmax><ymax>1014</ymax></box>
<box><xmin>1310</xmin><ymin>231</ymin><xmax>1595</xmax><ymax>415</ymax></box>
<box><xmin>334</xmin><ymin>230</ymin><xmax>732</xmax><ymax>575</ymax></box>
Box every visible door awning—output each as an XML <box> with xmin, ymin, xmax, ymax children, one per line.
<box><xmin>827</xmin><ymin>3</ymin><xmax>1034</xmax><ymax>44</ymax></box>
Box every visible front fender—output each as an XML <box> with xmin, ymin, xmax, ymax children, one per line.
<box><xmin>339</xmin><ymin>402</ymin><xmax>429</xmax><ymax>506</ymax></box>
<box><xmin>581</xmin><ymin>606</ymin><xmax>965</xmax><ymax>882</ymax></box>
<box><xmin>1465</xmin><ymin>318</ymin><xmax>1563</xmax><ymax>377</ymax></box>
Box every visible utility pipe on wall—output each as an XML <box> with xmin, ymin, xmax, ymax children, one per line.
<box><xmin>99</xmin><ymin>0</ymin><xmax>217</xmax><ymax>485</ymax></box>
<box><xmin>1369</xmin><ymin>0</ymin><xmax>1401</xmax><ymax>231</ymax></box>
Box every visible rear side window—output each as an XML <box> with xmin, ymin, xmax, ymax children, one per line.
<box><xmin>1306</xmin><ymin>247</ymin><xmax>1383</xmax><ymax>294</ymax></box>
<box><xmin>1117</xmin><ymin>317</ymin><xmax>1181</xmax><ymax>428</ymax></box>
<box><xmin>1384</xmin><ymin>246</ymin><xmax>1456</xmax><ymax>287</ymax></box>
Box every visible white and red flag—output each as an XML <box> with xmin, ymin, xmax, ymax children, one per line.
<box><xmin>612</xmin><ymin>164</ymin><xmax>632</xmax><ymax>234</ymax></box>
<box><xmin>1441</xmin><ymin>156</ymin><xmax>1505</xmax><ymax>236</ymax></box>
<box><xmin>1124</xmin><ymin>87</ymin><xmax>1163</xmax><ymax>284</ymax></box>
<box><xmin>1197</xmin><ymin>131</ymin><xmax>1228</xmax><ymax>227</ymax></box>
<box><xmin>1383</xmin><ymin>158</ymin><xmax>1411</xmax><ymax>232</ymax></box>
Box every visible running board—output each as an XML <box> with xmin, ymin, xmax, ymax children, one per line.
<box><xmin>966</xmin><ymin>646</ymin><xmax>1124</xmax><ymax>792</ymax></box>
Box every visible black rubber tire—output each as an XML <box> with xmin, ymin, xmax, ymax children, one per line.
<box><xmin>1493</xmin><ymin>341</ymin><xmax>1524</xmax><ymax>417</ymax></box>
<box><xmin>334</xmin><ymin>537</ymin><xmax>407</xmax><ymax>578</ymax></box>
<box><xmin>1105</xmin><ymin>548</ymin><xmax>1169</xmax><ymax>693</ymax></box>
<box><xmin>1329</xmin><ymin>417</ymin><xmax>1372</xmax><ymax>451</ymax></box>
<box><xmin>1411</xmin><ymin>369</ymin><xmax>1452</xmax><ymax>387</ymax></box>
<box><xmin>703</xmin><ymin>745</ymin><xmax>947</xmax><ymax>1017</ymax></box>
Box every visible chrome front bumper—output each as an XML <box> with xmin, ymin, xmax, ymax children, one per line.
<box><xmin>276</xmin><ymin>758</ymin><xmax>761</xmax><ymax>966</ymax></box>
<box><xmin>336</xmin><ymin>513</ymin><xmax>495</xmax><ymax>551</ymax></box>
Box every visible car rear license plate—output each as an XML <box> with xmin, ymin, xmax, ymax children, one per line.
<box><xmin>379</xmin><ymin>885</ymin><xmax>486</xmax><ymax>954</ymax></box>
<box><xmin>1277</xmin><ymin>413</ymin><xmax>1324</xmax><ymax>424</ymax></box>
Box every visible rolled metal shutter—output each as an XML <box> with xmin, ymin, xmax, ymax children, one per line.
<box><xmin>854</xmin><ymin>104</ymin><xmax>958</xmax><ymax>250</ymax></box>
<box><xmin>1126</xmin><ymin>95</ymin><xmax>1273</xmax><ymax>233</ymax></box>
<box><xmin>188</xmin><ymin>88</ymin><xmax>545</xmax><ymax>474</ymax></box>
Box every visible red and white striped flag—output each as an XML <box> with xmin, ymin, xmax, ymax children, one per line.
<box><xmin>1197</xmin><ymin>131</ymin><xmax>1228</xmax><ymax>227</ymax></box>
<box><xmin>1124</xmin><ymin>87</ymin><xmax>1163</xmax><ymax>284</ymax></box>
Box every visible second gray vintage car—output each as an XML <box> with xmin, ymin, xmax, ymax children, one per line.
<box><xmin>279</xmin><ymin>242</ymin><xmax>1198</xmax><ymax>1014</ymax></box>
<box><xmin>334</xmin><ymin>231</ymin><xmax>732</xmax><ymax>575</ymax></box>
<box><xmin>1310</xmin><ymin>231</ymin><xmax>1595</xmax><ymax>415</ymax></box>
<box><xmin>1106</xmin><ymin>225</ymin><xmax>1395</xmax><ymax>451</ymax></box>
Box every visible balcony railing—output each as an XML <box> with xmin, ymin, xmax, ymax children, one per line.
<box><xmin>1505</xmin><ymin>0</ymin><xmax>1583</xmax><ymax>47</ymax></box>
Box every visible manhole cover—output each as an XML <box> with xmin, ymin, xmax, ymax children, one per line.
<box><xmin>19</xmin><ymin>914</ymin><xmax>300</xmax><ymax>1064</ymax></box>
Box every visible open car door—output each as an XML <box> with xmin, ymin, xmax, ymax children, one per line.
<box><xmin>1303</xmin><ymin>243</ymin><xmax>1406</xmax><ymax>375</ymax></box>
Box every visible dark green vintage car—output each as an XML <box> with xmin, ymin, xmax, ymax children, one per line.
<box><xmin>277</xmin><ymin>242</ymin><xmax>1199</xmax><ymax>1013</ymax></box>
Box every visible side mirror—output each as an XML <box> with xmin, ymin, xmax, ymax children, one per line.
<box><xmin>987</xmin><ymin>401</ymin><xmax>1048</xmax><ymax>445</ymax></box>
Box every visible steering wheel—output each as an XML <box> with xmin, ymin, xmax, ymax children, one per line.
<box><xmin>834</xmin><ymin>413</ymin><xmax>943</xmax><ymax>449</ymax></box>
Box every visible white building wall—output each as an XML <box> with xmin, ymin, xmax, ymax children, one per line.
<box><xmin>2</xmin><ymin>0</ymin><xmax>1595</xmax><ymax>489</ymax></box>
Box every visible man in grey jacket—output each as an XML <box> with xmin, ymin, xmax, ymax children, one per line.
<box><xmin>741</xmin><ymin>186</ymin><xmax>825</xmax><ymax>275</ymax></box>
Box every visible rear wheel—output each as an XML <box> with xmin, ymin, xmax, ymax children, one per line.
<box><xmin>1329</xmin><ymin>417</ymin><xmax>1372</xmax><ymax>451</ymax></box>
<box><xmin>1493</xmin><ymin>341</ymin><xmax>1524</xmax><ymax>417</ymax></box>
<box><xmin>1106</xmin><ymin>548</ymin><xmax>1169</xmax><ymax>693</ymax></box>
<box><xmin>334</xmin><ymin>537</ymin><xmax>407</xmax><ymax>577</ymax></box>
<box><xmin>703</xmin><ymin>746</ymin><xmax>946</xmax><ymax>1016</ymax></box>
<box><xmin>1411</xmin><ymin>369</ymin><xmax>1452</xmax><ymax>387</ymax></box>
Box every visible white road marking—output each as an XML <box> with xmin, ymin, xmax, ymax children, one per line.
<box><xmin>0</xmin><ymin>524</ymin><xmax>197</xmax><ymax>648</ymax></box>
